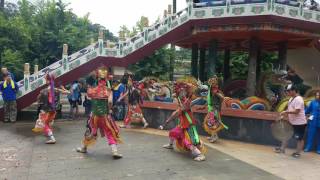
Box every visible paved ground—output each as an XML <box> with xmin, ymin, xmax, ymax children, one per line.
<box><xmin>0</xmin><ymin>120</ymin><xmax>282</xmax><ymax>180</ymax></box>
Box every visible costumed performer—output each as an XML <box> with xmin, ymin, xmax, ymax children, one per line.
<box><xmin>76</xmin><ymin>67</ymin><xmax>122</xmax><ymax>159</ymax></box>
<box><xmin>203</xmin><ymin>76</ymin><xmax>228</xmax><ymax>143</ymax></box>
<box><xmin>159</xmin><ymin>81</ymin><xmax>206</xmax><ymax>161</ymax></box>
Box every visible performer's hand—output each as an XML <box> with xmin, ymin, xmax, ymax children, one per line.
<box><xmin>159</xmin><ymin>125</ymin><xmax>164</xmax><ymax>130</ymax></box>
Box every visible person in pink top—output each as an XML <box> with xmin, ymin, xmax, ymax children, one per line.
<box><xmin>275</xmin><ymin>84</ymin><xmax>307</xmax><ymax>158</ymax></box>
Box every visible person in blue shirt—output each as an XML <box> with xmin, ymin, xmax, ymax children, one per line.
<box><xmin>0</xmin><ymin>73</ymin><xmax>19</xmax><ymax>123</ymax></box>
<box><xmin>112</xmin><ymin>80</ymin><xmax>126</xmax><ymax>120</ymax></box>
<box><xmin>304</xmin><ymin>91</ymin><xmax>320</xmax><ymax>154</ymax></box>
<box><xmin>69</xmin><ymin>81</ymin><xmax>81</xmax><ymax>119</ymax></box>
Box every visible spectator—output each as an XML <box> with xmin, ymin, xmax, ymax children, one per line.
<box><xmin>0</xmin><ymin>73</ymin><xmax>19</xmax><ymax>123</ymax></box>
<box><xmin>154</xmin><ymin>83</ymin><xmax>173</xmax><ymax>102</ymax></box>
<box><xmin>1</xmin><ymin>67</ymin><xmax>15</xmax><ymax>81</ymax></box>
<box><xmin>191</xmin><ymin>85</ymin><xmax>208</xmax><ymax>106</ymax></box>
<box><xmin>276</xmin><ymin>84</ymin><xmax>307</xmax><ymax>158</ymax></box>
<box><xmin>68</xmin><ymin>81</ymin><xmax>81</xmax><ymax>119</ymax></box>
<box><xmin>304</xmin><ymin>91</ymin><xmax>320</xmax><ymax>154</ymax></box>
<box><xmin>304</xmin><ymin>0</ymin><xmax>320</xmax><ymax>11</ymax></box>
<box><xmin>112</xmin><ymin>79</ymin><xmax>127</xmax><ymax>121</ymax></box>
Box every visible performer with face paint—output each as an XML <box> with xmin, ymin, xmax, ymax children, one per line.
<box><xmin>203</xmin><ymin>76</ymin><xmax>228</xmax><ymax>143</ymax></box>
<box><xmin>32</xmin><ymin>74</ymin><xmax>69</xmax><ymax>144</ymax></box>
<box><xmin>76</xmin><ymin>67</ymin><xmax>122</xmax><ymax>159</ymax></box>
<box><xmin>119</xmin><ymin>76</ymin><xmax>148</xmax><ymax>128</ymax></box>
<box><xmin>159</xmin><ymin>80</ymin><xmax>206</xmax><ymax>161</ymax></box>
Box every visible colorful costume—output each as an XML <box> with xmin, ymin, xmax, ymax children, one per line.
<box><xmin>161</xmin><ymin>81</ymin><xmax>206</xmax><ymax>161</ymax></box>
<box><xmin>32</xmin><ymin>74</ymin><xmax>57</xmax><ymax>144</ymax></box>
<box><xmin>204</xmin><ymin>76</ymin><xmax>228</xmax><ymax>143</ymax></box>
<box><xmin>122</xmin><ymin>77</ymin><xmax>148</xmax><ymax>128</ymax></box>
<box><xmin>76</xmin><ymin>68</ymin><xmax>122</xmax><ymax>159</ymax></box>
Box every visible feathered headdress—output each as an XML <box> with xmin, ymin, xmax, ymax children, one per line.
<box><xmin>174</xmin><ymin>77</ymin><xmax>197</xmax><ymax>97</ymax></box>
<box><xmin>208</xmin><ymin>75</ymin><xmax>219</xmax><ymax>88</ymax></box>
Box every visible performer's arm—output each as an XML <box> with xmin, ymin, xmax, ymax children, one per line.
<box><xmin>159</xmin><ymin>109</ymin><xmax>179</xmax><ymax>129</ymax></box>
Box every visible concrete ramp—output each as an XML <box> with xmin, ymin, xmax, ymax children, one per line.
<box><xmin>287</xmin><ymin>47</ymin><xmax>320</xmax><ymax>87</ymax></box>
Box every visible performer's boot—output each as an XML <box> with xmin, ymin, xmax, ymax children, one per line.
<box><xmin>111</xmin><ymin>144</ymin><xmax>123</xmax><ymax>159</ymax></box>
<box><xmin>142</xmin><ymin>118</ymin><xmax>149</xmax><ymax>128</ymax></box>
<box><xmin>46</xmin><ymin>134</ymin><xmax>56</xmax><ymax>144</ymax></box>
<box><xmin>191</xmin><ymin>146</ymin><xmax>205</xmax><ymax>161</ymax></box>
<box><xmin>163</xmin><ymin>139</ymin><xmax>174</xmax><ymax>149</ymax></box>
<box><xmin>76</xmin><ymin>146</ymin><xmax>88</xmax><ymax>153</ymax></box>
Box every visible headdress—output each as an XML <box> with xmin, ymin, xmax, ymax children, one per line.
<box><xmin>208</xmin><ymin>75</ymin><xmax>219</xmax><ymax>88</ymax></box>
<box><xmin>96</xmin><ymin>67</ymin><xmax>112</xmax><ymax>88</ymax></box>
<box><xmin>96</xmin><ymin>67</ymin><xmax>108</xmax><ymax>80</ymax></box>
<box><xmin>174</xmin><ymin>77</ymin><xmax>197</xmax><ymax>98</ymax></box>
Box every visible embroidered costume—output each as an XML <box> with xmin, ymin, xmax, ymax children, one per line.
<box><xmin>32</xmin><ymin>74</ymin><xmax>58</xmax><ymax>144</ymax></box>
<box><xmin>76</xmin><ymin>68</ymin><xmax>122</xmax><ymax>159</ymax></box>
<box><xmin>203</xmin><ymin>76</ymin><xmax>228</xmax><ymax>143</ymax></box>
<box><xmin>122</xmin><ymin>76</ymin><xmax>148</xmax><ymax>128</ymax></box>
<box><xmin>160</xmin><ymin>81</ymin><xmax>206</xmax><ymax>161</ymax></box>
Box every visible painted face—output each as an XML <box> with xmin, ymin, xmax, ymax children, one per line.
<box><xmin>98</xmin><ymin>69</ymin><xmax>108</xmax><ymax>79</ymax></box>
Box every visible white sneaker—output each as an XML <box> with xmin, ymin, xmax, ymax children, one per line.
<box><xmin>112</xmin><ymin>151</ymin><xmax>123</xmax><ymax>159</ymax></box>
<box><xmin>143</xmin><ymin>122</ymin><xmax>149</xmax><ymax>129</ymax></box>
<box><xmin>162</xmin><ymin>144</ymin><xmax>174</xmax><ymax>149</ymax></box>
<box><xmin>194</xmin><ymin>154</ymin><xmax>206</xmax><ymax>161</ymax></box>
<box><xmin>209</xmin><ymin>134</ymin><xmax>219</xmax><ymax>143</ymax></box>
<box><xmin>76</xmin><ymin>147</ymin><xmax>87</xmax><ymax>153</ymax></box>
<box><xmin>45</xmin><ymin>139</ymin><xmax>56</xmax><ymax>144</ymax></box>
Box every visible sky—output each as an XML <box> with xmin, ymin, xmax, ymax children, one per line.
<box><xmin>66</xmin><ymin>0</ymin><xmax>187</xmax><ymax>35</ymax></box>
<box><xmin>7</xmin><ymin>0</ymin><xmax>188</xmax><ymax>35</ymax></box>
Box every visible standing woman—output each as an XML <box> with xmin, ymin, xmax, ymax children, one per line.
<box><xmin>203</xmin><ymin>76</ymin><xmax>228</xmax><ymax>143</ymax></box>
<box><xmin>304</xmin><ymin>91</ymin><xmax>320</xmax><ymax>154</ymax></box>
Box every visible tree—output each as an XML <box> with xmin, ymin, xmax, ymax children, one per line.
<box><xmin>118</xmin><ymin>25</ymin><xmax>130</xmax><ymax>40</ymax></box>
<box><xmin>0</xmin><ymin>0</ymin><xmax>116</xmax><ymax>80</ymax></box>
<box><xmin>0</xmin><ymin>0</ymin><xmax>4</xmax><ymax>11</ymax></box>
<box><xmin>136</xmin><ymin>16</ymin><xmax>149</xmax><ymax>32</ymax></box>
<box><xmin>129</xmin><ymin>47</ymin><xmax>171</xmax><ymax>80</ymax></box>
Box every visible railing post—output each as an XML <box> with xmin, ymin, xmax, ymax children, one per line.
<box><xmin>299</xmin><ymin>0</ymin><xmax>303</xmax><ymax>16</ymax></box>
<box><xmin>227</xmin><ymin>0</ymin><xmax>231</xmax><ymax>14</ymax></box>
<box><xmin>34</xmin><ymin>65</ymin><xmax>38</xmax><ymax>80</ymax></box>
<box><xmin>62</xmin><ymin>44</ymin><xmax>68</xmax><ymax>72</ymax></box>
<box><xmin>188</xmin><ymin>0</ymin><xmax>193</xmax><ymax>17</ymax></box>
<box><xmin>24</xmin><ymin>63</ymin><xmax>30</xmax><ymax>91</ymax></box>
<box><xmin>98</xmin><ymin>29</ymin><xmax>104</xmax><ymax>55</ymax></box>
<box><xmin>168</xmin><ymin>4</ymin><xmax>172</xmax><ymax>15</ymax></box>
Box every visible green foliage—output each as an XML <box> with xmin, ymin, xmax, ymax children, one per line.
<box><xmin>0</xmin><ymin>0</ymin><xmax>116</xmax><ymax>81</ymax></box>
<box><xmin>230</xmin><ymin>52</ymin><xmax>249</xmax><ymax>79</ymax></box>
<box><xmin>129</xmin><ymin>47</ymin><xmax>172</xmax><ymax>80</ymax></box>
<box><xmin>1</xmin><ymin>49</ymin><xmax>24</xmax><ymax>80</ymax></box>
